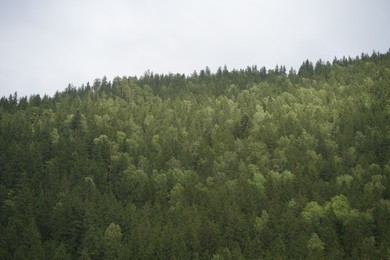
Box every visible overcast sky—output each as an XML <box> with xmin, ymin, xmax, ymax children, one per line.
<box><xmin>0</xmin><ymin>0</ymin><xmax>389</xmax><ymax>98</ymax></box>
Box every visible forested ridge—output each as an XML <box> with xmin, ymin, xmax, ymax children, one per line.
<box><xmin>0</xmin><ymin>50</ymin><xmax>389</xmax><ymax>259</ymax></box>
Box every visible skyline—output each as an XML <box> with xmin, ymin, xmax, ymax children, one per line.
<box><xmin>1</xmin><ymin>0</ymin><xmax>389</xmax><ymax>98</ymax></box>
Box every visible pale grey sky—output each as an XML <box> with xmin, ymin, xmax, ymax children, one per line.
<box><xmin>0</xmin><ymin>0</ymin><xmax>389</xmax><ymax>98</ymax></box>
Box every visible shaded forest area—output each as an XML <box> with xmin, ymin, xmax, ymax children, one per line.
<box><xmin>0</xmin><ymin>51</ymin><xmax>389</xmax><ymax>259</ymax></box>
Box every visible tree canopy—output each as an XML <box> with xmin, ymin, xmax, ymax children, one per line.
<box><xmin>0</xmin><ymin>50</ymin><xmax>389</xmax><ymax>259</ymax></box>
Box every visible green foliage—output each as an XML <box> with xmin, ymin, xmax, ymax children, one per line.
<box><xmin>307</xmin><ymin>233</ymin><xmax>325</xmax><ymax>259</ymax></box>
<box><xmin>302</xmin><ymin>201</ymin><xmax>325</xmax><ymax>225</ymax></box>
<box><xmin>1</xmin><ymin>50</ymin><xmax>390</xmax><ymax>259</ymax></box>
<box><xmin>254</xmin><ymin>210</ymin><xmax>269</xmax><ymax>232</ymax></box>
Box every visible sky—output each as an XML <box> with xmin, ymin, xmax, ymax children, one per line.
<box><xmin>0</xmin><ymin>0</ymin><xmax>389</xmax><ymax>98</ymax></box>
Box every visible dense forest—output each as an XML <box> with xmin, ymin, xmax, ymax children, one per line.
<box><xmin>0</xmin><ymin>50</ymin><xmax>389</xmax><ymax>259</ymax></box>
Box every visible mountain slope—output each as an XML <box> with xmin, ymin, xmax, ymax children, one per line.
<box><xmin>0</xmin><ymin>50</ymin><xmax>389</xmax><ymax>259</ymax></box>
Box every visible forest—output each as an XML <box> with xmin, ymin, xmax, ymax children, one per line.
<box><xmin>0</xmin><ymin>50</ymin><xmax>389</xmax><ymax>259</ymax></box>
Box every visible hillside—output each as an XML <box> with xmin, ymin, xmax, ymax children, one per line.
<box><xmin>0</xmin><ymin>51</ymin><xmax>389</xmax><ymax>259</ymax></box>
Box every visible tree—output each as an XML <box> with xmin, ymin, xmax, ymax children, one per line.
<box><xmin>298</xmin><ymin>60</ymin><xmax>314</xmax><ymax>78</ymax></box>
<box><xmin>14</xmin><ymin>219</ymin><xmax>44</xmax><ymax>260</ymax></box>
<box><xmin>70</xmin><ymin>109</ymin><xmax>82</xmax><ymax>131</ymax></box>
<box><xmin>103</xmin><ymin>223</ymin><xmax>123</xmax><ymax>259</ymax></box>
<box><xmin>53</xmin><ymin>243</ymin><xmax>71</xmax><ymax>260</ymax></box>
<box><xmin>307</xmin><ymin>233</ymin><xmax>325</xmax><ymax>259</ymax></box>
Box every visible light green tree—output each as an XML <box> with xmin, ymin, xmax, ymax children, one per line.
<box><xmin>307</xmin><ymin>233</ymin><xmax>325</xmax><ymax>259</ymax></box>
